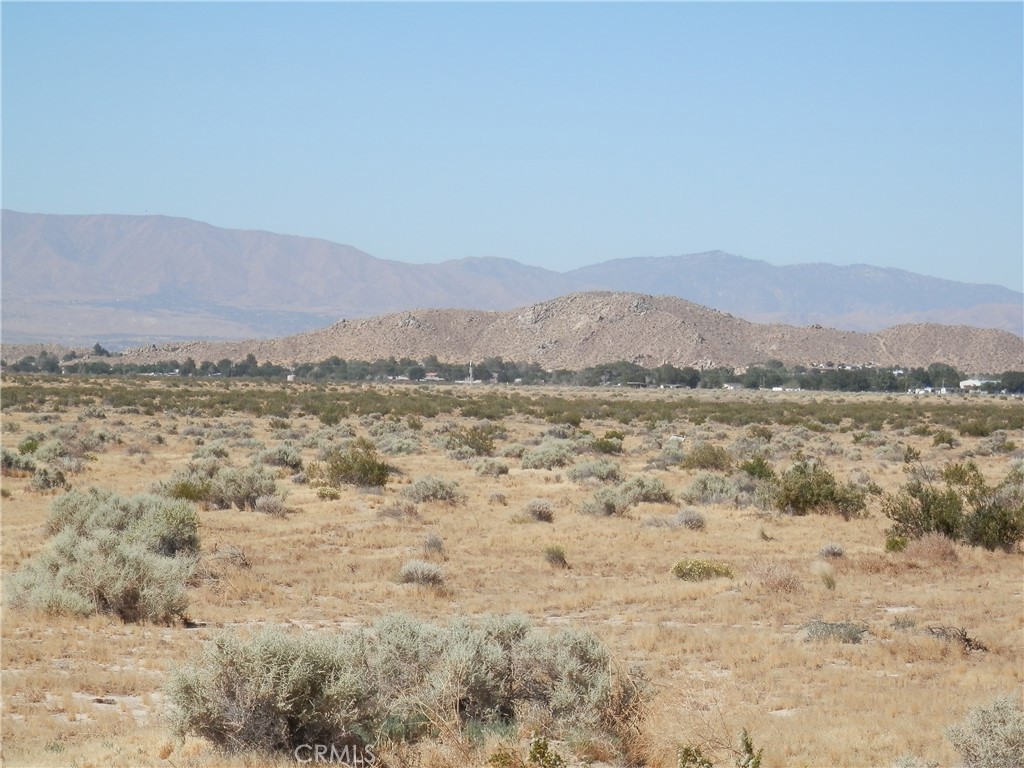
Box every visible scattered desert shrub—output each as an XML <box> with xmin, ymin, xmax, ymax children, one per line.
<box><xmin>591</xmin><ymin>430</ymin><xmax>625</xmax><ymax>455</ymax></box>
<box><xmin>404</xmin><ymin>475</ymin><xmax>466</xmax><ymax>505</ymax></box>
<box><xmin>884</xmin><ymin>462</ymin><xmax>1024</xmax><ymax>552</ymax></box>
<box><xmin>747</xmin><ymin>559</ymin><xmax>802</xmax><ymax>593</ymax></box>
<box><xmin>498</xmin><ymin>443</ymin><xmax>527</xmax><ymax>459</ymax></box>
<box><xmin>399</xmin><ymin>559</ymin><xmax>446</xmax><ymax>586</ymax></box>
<box><xmin>444</xmin><ymin>422</ymin><xmax>500</xmax><ymax>457</ymax></box>
<box><xmin>812</xmin><ymin>561</ymin><xmax>837</xmax><ymax>590</ymax></box>
<box><xmin>738</xmin><ymin>454</ymin><xmax>775</xmax><ymax>480</ymax></box>
<box><xmin>309</xmin><ymin>437</ymin><xmax>390</xmax><ymax>488</ymax></box>
<box><xmin>2</xmin><ymin>447</ymin><xmax>36</xmax><ymax>474</ymax></box>
<box><xmin>672</xmin><ymin>558</ymin><xmax>734</xmax><ymax>581</ymax></box>
<box><xmin>681</xmin><ymin>441</ymin><xmax>733</xmax><ymax>471</ymax></box>
<box><xmin>945</xmin><ymin>693</ymin><xmax>1024</xmax><ymax>768</ymax></box>
<box><xmin>256</xmin><ymin>444</ymin><xmax>304</xmax><ymax>471</ymax></box>
<box><xmin>253</xmin><ymin>494</ymin><xmax>287</xmax><ymax>517</ymax></box>
<box><xmin>902</xmin><ymin>532</ymin><xmax>959</xmax><ymax>563</ymax></box>
<box><xmin>818</xmin><ymin>543</ymin><xmax>845</xmax><ymax>559</ymax></box>
<box><xmin>474</xmin><ymin>458</ymin><xmax>510</xmax><ymax>477</ymax></box>
<box><xmin>774</xmin><ymin>459</ymin><xmax>866</xmax><ymax>518</ymax></box>
<box><xmin>525</xmin><ymin>498</ymin><xmax>555</xmax><ymax>523</ymax></box>
<box><xmin>674</xmin><ymin>508</ymin><xmax>706</xmax><ymax>531</ymax></box>
<box><xmin>489</xmin><ymin>492</ymin><xmax>509</xmax><ymax>506</ymax></box>
<box><xmin>567</xmin><ymin>458</ymin><xmax>622</xmax><ymax>484</ymax></box>
<box><xmin>578</xmin><ymin>476</ymin><xmax>669</xmax><ymax>517</ymax></box>
<box><xmin>802</xmin><ymin>619</ymin><xmax>867</xmax><ymax>644</ymax></box>
<box><xmin>681</xmin><ymin>472</ymin><xmax>765</xmax><ymax>507</ymax></box>
<box><xmin>17</xmin><ymin>436</ymin><xmax>39</xmax><ymax>454</ymax></box>
<box><xmin>422</xmin><ymin>533</ymin><xmax>445</xmax><ymax>559</ymax></box>
<box><xmin>167</xmin><ymin>615</ymin><xmax>646</xmax><ymax>759</ymax></box>
<box><xmin>619</xmin><ymin>475</ymin><xmax>673</xmax><ymax>505</ymax></box>
<box><xmin>30</xmin><ymin>466</ymin><xmax>68</xmax><ymax>492</ymax></box>
<box><xmin>522</xmin><ymin>439</ymin><xmax>576</xmax><ymax>470</ymax></box>
<box><xmin>932</xmin><ymin>429</ymin><xmax>957</xmax><ymax>448</ymax></box>
<box><xmin>377</xmin><ymin>500</ymin><xmax>419</xmax><ymax>520</ymax></box>
<box><xmin>543</xmin><ymin>544</ymin><xmax>569</xmax><ymax>569</ymax></box>
<box><xmin>9</xmin><ymin>488</ymin><xmax>198</xmax><ymax>622</ymax></box>
<box><xmin>210</xmin><ymin>465</ymin><xmax>278</xmax><ymax>511</ymax></box>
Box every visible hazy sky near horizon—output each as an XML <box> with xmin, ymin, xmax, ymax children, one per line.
<box><xmin>3</xmin><ymin>2</ymin><xmax>1022</xmax><ymax>291</ymax></box>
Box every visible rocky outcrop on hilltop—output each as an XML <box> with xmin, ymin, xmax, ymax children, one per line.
<box><xmin>111</xmin><ymin>292</ymin><xmax>1023</xmax><ymax>374</ymax></box>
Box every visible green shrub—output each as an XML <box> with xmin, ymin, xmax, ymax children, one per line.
<box><xmin>310</xmin><ymin>437</ymin><xmax>390</xmax><ymax>488</ymax></box>
<box><xmin>932</xmin><ymin>429</ymin><xmax>956</xmax><ymax>447</ymax></box>
<box><xmin>17</xmin><ymin>436</ymin><xmax>39</xmax><ymax>455</ymax></box>
<box><xmin>591</xmin><ymin>432</ymin><xmax>624</xmax><ymax>455</ymax></box>
<box><xmin>677</xmin><ymin>745</ymin><xmax>714</xmax><ymax>768</ymax></box>
<box><xmin>774</xmin><ymin>460</ymin><xmax>866</xmax><ymax>518</ymax></box>
<box><xmin>672</xmin><ymin>558</ymin><xmax>734</xmax><ymax>581</ymax></box>
<box><xmin>739</xmin><ymin>454</ymin><xmax>774</xmax><ymax>480</ymax></box>
<box><xmin>681</xmin><ymin>442</ymin><xmax>733</xmax><ymax>471</ymax></box>
<box><xmin>446</xmin><ymin>423</ymin><xmax>500</xmax><ymax>457</ymax></box>
<box><xmin>884</xmin><ymin>463</ymin><xmax>1024</xmax><ymax>552</ymax></box>
<box><xmin>945</xmin><ymin>693</ymin><xmax>1024</xmax><ymax>768</ymax></box>
<box><xmin>543</xmin><ymin>544</ymin><xmax>569</xmax><ymax>568</ymax></box>
<box><xmin>404</xmin><ymin>476</ymin><xmax>466</xmax><ymax>505</ymax></box>
<box><xmin>883</xmin><ymin>480</ymin><xmax>964</xmax><ymax>541</ymax></box>
<box><xmin>2</xmin><ymin>447</ymin><xmax>36</xmax><ymax>474</ymax></box>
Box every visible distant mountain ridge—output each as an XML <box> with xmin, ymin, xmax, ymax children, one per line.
<box><xmin>2</xmin><ymin>210</ymin><xmax>1020</xmax><ymax>346</ymax></box>
<box><xmin>114</xmin><ymin>291</ymin><xmax>1023</xmax><ymax>374</ymax></box>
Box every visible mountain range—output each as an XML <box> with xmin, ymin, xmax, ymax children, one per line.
<box><xmin>2</xmin><ymin>210</ymin><xmax>1021</xmax><ymax>349</ymax></box>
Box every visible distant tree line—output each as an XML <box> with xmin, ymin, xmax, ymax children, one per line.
<box><xmin>3</xmin><ymin>349</ymin><xmax>1023</xmax><ymax>394</ymax></box>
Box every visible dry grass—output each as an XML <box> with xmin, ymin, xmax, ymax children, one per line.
<box><xmin>2</xmin><ymin>378</ymin><xmax>1022</xmax><ymax>767</ymax></box>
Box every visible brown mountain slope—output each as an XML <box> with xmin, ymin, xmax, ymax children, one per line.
<box><xmin>115</xmin><ymin>292</ymin><xmax>1024</xmax><ymax>373</ymax></box>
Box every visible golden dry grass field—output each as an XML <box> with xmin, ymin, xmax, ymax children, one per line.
<box><xmin>1</xmin><ymin>376</ymin><xmax>1022</xmax><ymax>768</ymax></box>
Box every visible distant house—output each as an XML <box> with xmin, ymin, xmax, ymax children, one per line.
<box><xmin>959</xmin><ymin>379</ymin><xmax>998</xmax><ymax>389</ymax></box>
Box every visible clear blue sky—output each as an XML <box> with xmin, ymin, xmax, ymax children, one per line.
<box><xmin>3</xmin><ymin>1</ymin><xmax>1022</xmax><ymax>291</ymax></box>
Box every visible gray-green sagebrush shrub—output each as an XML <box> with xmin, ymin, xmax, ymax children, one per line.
<box><xmin>522</xmin><ymin>439</ymin><xmax>576</xmax><ymax>470</ymax></box>
<box><xmin>580</xmin><ymin>475</ymin><xmax>672</xmax><ymax>516</ymax></box>
<box><xmin>403</xmin><ymin>475</ymin><xmax>466</xmax><ymax>505</ymax></box>
<box><xmin>567</xmin><ymin>458</ymin><xmax>622</xmax><ymax>484</ymax></box>
<box><xmin>8</xmin><ymin>488</ymin><xmax>198</xmax><ymax>622</ymax></box>
<box><xmin>166</xmin><ymin>614</ymin><xmax>647</xmax><ymax>758</ymax></box>
<box><xmin>945</xmin><ymin>693</ymin><xmax>1024</xmax><ymax>768</ymax></box>
<box><xmin>157</xmin><ymin>459</ymin><xmax>278</xmax><ymax>511</ymax></box>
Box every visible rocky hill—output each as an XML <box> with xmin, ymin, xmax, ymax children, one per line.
<box><xmin>3</xmin><ymin>210</ymin><xmax>1021</xmax><ymax>346</ymax></box>
<box><xmin>115</xmin><ymin>292</ymin><xmax>1023</xmax><ymax>374</ymax></box>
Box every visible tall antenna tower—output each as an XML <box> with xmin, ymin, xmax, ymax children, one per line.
<box><xmin>469</xmin><ymin>361</ymin><xmax>474</xmax><ymax>384</ymax></box>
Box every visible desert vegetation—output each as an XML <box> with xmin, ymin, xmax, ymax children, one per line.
<box><xmin>1</xmin><ymin>374</ymin><xmax>1022</xmax><ymax>767</ymax></box>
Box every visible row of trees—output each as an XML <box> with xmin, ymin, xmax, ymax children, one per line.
<box><xmin>4</xmin><ymin>350</ymin><xmax>1023</xmax><ymax>394</ymax></box>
